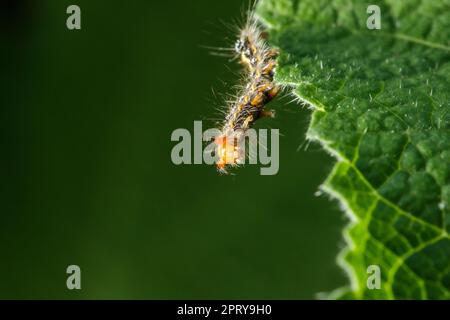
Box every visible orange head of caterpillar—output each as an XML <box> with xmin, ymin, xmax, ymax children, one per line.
<box><xmin>214</xmin><ymin>134</ymin><xmax>243</xmax><ymax>173</ymax></box>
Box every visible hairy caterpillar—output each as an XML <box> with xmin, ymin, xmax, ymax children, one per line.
<box><xmin>214</xmin><ymin>11</ymin><xmax>280</xmax><ymax>173</ymax></box>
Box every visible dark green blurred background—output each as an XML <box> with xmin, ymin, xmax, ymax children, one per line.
<box><xmin>1</xmin><ymin>0</ymin><xmax>346</xmax><ymax>299</ymax></box>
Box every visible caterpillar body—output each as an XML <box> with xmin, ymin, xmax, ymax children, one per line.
<box><xmin>215</xmin><ymin>13</ymin><xmax>280</xmax><ymax>172</ymax></box>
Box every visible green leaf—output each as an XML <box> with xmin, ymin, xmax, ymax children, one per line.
<box><xmin>256</xmin><ymin>0</ymin><xmax>450</xmax><ymax>299</ymax></box>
